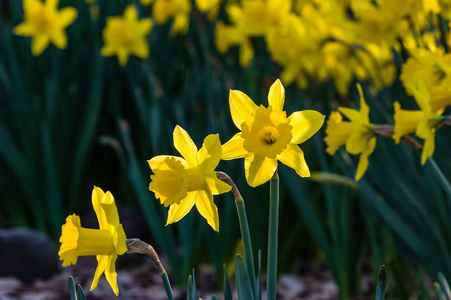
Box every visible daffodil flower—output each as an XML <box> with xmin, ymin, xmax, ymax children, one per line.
<box><xmin>324</xmin><ymin>84</ymin><xmax>376</xmax><ymax>180</ymax></box>
<box><xmin>148</xmin><ymin>126</ymin><xmax>231</xmax><ymax>232</ymax></box>
<box><xmin>58</xmin><ymin>187</ymin><xmax>127</xmax><ymax>296</ymax></box>
<box><xmin>221</xmin><ymin>79</ymin><xmax>324</xmax><ymax>187</ymax></box>
<box><xmin>152</xmin><ymin>0</ymin><xmax>191</xmax><ymax>35</ymax></box>
<box><xmin>13</xmin><ymin>0</ymin><xmax>77</xmax><ymax>56</ymax></box>
<box><xmin>393</xmin><ymin>80</ymin><xmax>444</xmax><ymax>164</ymax></box>
<box><xmin>101</xmin><ymin>5</ymin><xmax>152</xmax><ymax>66</ymax></box>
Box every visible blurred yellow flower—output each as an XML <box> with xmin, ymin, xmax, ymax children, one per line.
<box><xmin>196</xmin><ymin>0</ymin><xmax>221</xmax><ymax>20</ymax></box>
<box><xmin>222</xmin><ymin>79</ymin><xmax>325</xmax><ymax>187</ymax></box>
<box><xmin>58</xmin><ymin>187</ymin><xmax>127</xmax><ymax>296</ymax></box>
<box><xmin>214</xmin><ymin>21</ymin><xmax>254</xmax><ymax>67</ymax></box>
<box><xmin>148</xmin><ymin>126</ymin><xmax>231</xmax><ymax>232</ymax></box>
<box><xmin>101</xmin><ymin>5</ymin><xmax>152</xmax><ymax>66</ymax></box>
<box><xmin>13</xmin><ymin>0</ymin><xmax>77</xmax><ymax>56</ymax></box>
<box><xmin>393</xmin><ymin>81</ymin><xmax>444</xmax><ymax>164</ymax></box>
<box><xmin>152</xmin><ymin>0</ymin><xmax>191</xmax><ymax>35</ymax></box>
<box><xmin>324</xmin><ymin>84</ymin><xmax>376</xmax><ymax>180</ymax></box>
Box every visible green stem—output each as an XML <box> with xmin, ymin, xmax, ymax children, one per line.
<box><xmin>266</xmin><ymin>171</ymin><xmax>279</xmax><ymax>300</ymax></box>
<box><xmin>161</xmin><ymin>271</ymin><xmax>174</xmax><ymax>300</ymax></box>
<box><xmin>216</xmin><ymin>172</ymin><xmax>257</xmax><ymax>299</ymax></box>
<box><xmin>428</xmin><ymin>157</ymin><xmax>451</xmax><ymax>199</ymax></box>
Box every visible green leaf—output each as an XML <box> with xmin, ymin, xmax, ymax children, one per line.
<box><xmin>438</xmin><ymin>273</ymin><xmax>451</xmax><ymax>300</ymax></box>
<box><xmin>76</xmin><ymin>285</ymin><xmax>87</xmax><ymax>300</ymax></box>
<box><xmin>235</xmin><ymin>255</ymin><xmax>255</xmax><ymax>300</ymax></box>
<box><xmin>257</xmin><ymin>250</ymin><xmax>262</xmax><ymax>300</ymax></box>
<box><xmin>68</xmin><ymin>276</ymin><xmax>77</xmax><ymax>300</ymax></box>
<box><xmin>223</xmin><ymin>264</ymin><xmax>233</xmax><ymax>300</ymax></box>
<box><xmin>309</xmin><ymin>171</ymin><xmax>359</xmax><ymax>190</ymax></box>
<box><xmin>375</xmin><ymin>265</ymin><xmax>386</xmax><ymax>300</ymax></box>
<box><xmin>210</xmin><ymin>295</ymin><xmax>217</xmax><ymax>300</ymax></box>
<box><xmin>187</xmin><ymin>275</ymin><xmax>193</xmax><ymax>300</ymax></box>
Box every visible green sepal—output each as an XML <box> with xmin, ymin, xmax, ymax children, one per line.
<box><xmin>235</xmin><ymin>255</ymin><xmax>255</xmax><ymax>300</ymax></box>
<box><xmin>223</xmin><ymin>264</ymin><xmax>233</xmax><ymax>300</ymax></box>
<box><xmin>375</xmin><ymin>265</ymin><xmax>386</xmax><ymax>300</ymax></box>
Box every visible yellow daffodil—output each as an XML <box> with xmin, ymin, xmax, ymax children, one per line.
<box><xmin>324</xmin><ymin>84</ymin><xmax>376</xmax><ymax>180</ymax></box>
<box><xmin>214</xmin><ymin>21</ymin><xmax>254</xmax><ymax>67</ymax></box>
<box><xmin>58</xmin><ymin>187</ymin><xmax>127</xmax><ymax>296</ymax></box>
<box><xmin>13</xmin><ymin>0</ymin><xmax>77</xmax><ymax>56</ymax></box>
<box><xmin>196</xmin><ymin>0</ymin><xmax>221</xmax><ymax>20</ymax></box>
<box><xmin>148</xmin><ymin>126</ymin><xmax>231</xmax><ymax>232</ymax></box>
<box><xmin>101</xmin><ymin>5</ymin><xmax>152</xmax><ymax>66</ymax></box>
<box><xmin>152</xmin><ymin>0</ymin><xmax>191</xmax><ymax>35</ymax></box>
<box><xmin>393</xmin><ymin>81</ymin><xmax>444</xmax><ymax>164</ymax></box>
<box><xmin>221</xmin><ymin>79</ymin><xmax>324</xmax><ymax>187</ymax></box>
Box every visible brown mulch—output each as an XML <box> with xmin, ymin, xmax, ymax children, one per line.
<box><xmin>0</xmin><ymin>255</ymin><xmax>349</xmax><ymax>300</ymax></box>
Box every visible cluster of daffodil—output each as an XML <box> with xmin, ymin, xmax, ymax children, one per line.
<box><xmin>324</xmin><ymin>44</ymin><xmax>451</xmax><ymax>180</ymax></box>
<box><xmin>58</xmin><ymin>79</ymin><xmax>324</xmax><ymax>297</ymax></box>
<box><xmin>208</xmin><ymin>0</ymin><xmax>451</xmax><ymax>96</ymax></box>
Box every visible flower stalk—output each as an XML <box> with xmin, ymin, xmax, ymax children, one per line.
<box><xmin>266</xmin><ymin>171</ymin><xmax>279</xmax><ymax>300</ymax></box>
<box><xmin>216</xmin><ymin>171</ymin><xmax>257</xmax><ymax>299</ymax></box>
<box><xmin>126</xmin><ymin>238</ymin><xmax>174</xmax><ymax>300</ymax></box>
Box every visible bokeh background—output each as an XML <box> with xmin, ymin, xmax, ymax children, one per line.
<box><xmin>1</xmin><ymin>0</ymin><xmax>451</xmax><ymax>299</ymax></box>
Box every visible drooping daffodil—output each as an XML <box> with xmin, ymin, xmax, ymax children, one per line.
<box><xmin>152</xmin><ymin>0</ymin><xmax>191</xmax><ymax>35</ymax></box>
<box><xmin>393</xmin><ymin>80</ymin><xmax>445</xmax><ymax>164</ymax></box>
<box><xmin>58</xmin><ymin>186</ymin><xmax>127</xmax><ymax>296</ymax></box>
<box><xmin>148</xmin><ymin>125</ymin><xmax>231</xmax><ymax>232</ymax></box>
<box><xmin>221</xmin><ymin>79</ymin><xmax>325</xmax><ymax>187</ymax></box>
<box><xmin>101</xmin><ymin>5</ymin><xmax>152</xmax><ymax>66</ymax></box>
<box><xmin>13</xmin><ymin>0</ymin><xmax>78</xmax><ymax>56</ymax></box>
<box><xmin>324</xmin><ymin>84</ymin><xmax>376</xmax><ymax>180</ymax></box>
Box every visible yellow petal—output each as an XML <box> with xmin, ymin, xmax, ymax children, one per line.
<box><xmin>338</xmin><ymin>107</ymin><xmax>360</xmax><ymax>123</ymax></box>
<box><xmin>50</xmin><ymin>29</ymin><xmax>67</xmax><ymax>49</ymax></box>
<box><xmin>345</xmin><ymin>128</ymin><xmax>374</xmax><ymax>155</ymax></box>
<box><xmin>55</xmin><ymin>7</ymin><xmax>78</xmax><ymax>28</ymax></box>
<box><xmin>206</xmin><ymin>173</ymin><xmax>232</xmax><ymax>195</ymax></box>
<box><xmin>195</xmin><ymin>189</ymin><xmax>219</xmax><ymax>232</ymax></box>
<box><xmin>31</xmin><ymin>34</ymin><xmax>50</xmax><ymax>56</ymax></box>
<box><xmin>92</xmin><ymin>186</ymin><xmax>108</xmax><ymax>230</ymax></box>
<box><xmin>13</xmin><ymin>23</ymin><xmax>36</xmax><ymax>36</ymax></box>
<box><xmin>355</xmin><ymin>136</ymin><xmax>376</xmax><ymax>181</ymax></box>
<box><xmin>245</xmin><ymin>153</ymin><xmax>278</xmax><ymax>187</ymax></box>
<box><xmin>229</xmin><ymin>90</ymin><xmax>258</xmax><ymax>130</ymax></box>
<box><xmin>173</xmin><ymin>125</ymin><xmax>198</xmax><ymax>167</ymax></box>
<box><xmin>124</xmin><ymin>5</ymin><xmax>138</xmax><ymax>21</ymax></box>
<box><xmin>90</xmin><ymin>255</ymin><xmax>108</xmax><ymax>291</ymax></box>
<box><xmin>277</xmin><ymin>144</ymin><xmax>310</xmax><ymax>177</ymax></box>
<box><xmin>148</xmin><ymin>155</ymin><xmax>187</xmax><ymax>169</ymax></box>
<box><xmin>104</xmin><ymin>254</ymin><xmax>119</xmax><ymax>296</ymax></box>
<box><xmin>101</xmin><ymin>191</ymin><xmax>120</xmax><ymax>228</ymax></box>
<box><xmin>268</xmin><ymin>79</ymin><xmax>285</xmax><ymax>111</ymax></box>
<box><xmin>356</xmin><ymin>83</ymin><xmax>370</xmax><ymax>124</ymax></box>
<box><xmin>421</xmin><ymin>136</ymin><xmax>435</xmax><ymax>165</ymax></box>
<box><xmin>166</xmin><ymin>192</ymin><xmax>196</xmax><ymax>224</ymax></box>
<box><xmin>289</xmin><ymin>110</ymin><xmax>325</xmax><ymax>144</ymax></box>
<box><xmin>198</xmin><ymin>134</ymin><xmax>221</xmax><ymax>173</ymax></box>
<box><xmin>221</xmin><ymin>133</ymin><xmax>247</xmax><ymax>160</ymax></box>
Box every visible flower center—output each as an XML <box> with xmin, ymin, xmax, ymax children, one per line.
<box><xmin>77</xmin><ymin>228</ymin><xmax>115</xmax><ymax>256</ymax></box>
<box><xmin>242</xmin><ymin>105</ymin><xmax>292</xmax><ymax>159</ymax></box>
<box><xmin>186</xmin><ymin>167</ymin><xmax>206</xmax><ymax>191</ymax></box>
<box><xmin>149</xmin><ymin>157</ymin><xmax>188</xmax><ymax>207</ymax></box>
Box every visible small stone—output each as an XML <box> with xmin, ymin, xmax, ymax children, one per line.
<box><xmin>0</xmin><ymin>228</ymin><xmax>59</xmax><ymax>283</ymax></box>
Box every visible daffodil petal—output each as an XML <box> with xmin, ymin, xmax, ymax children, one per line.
<box><xmin>101</xmin><ymin>191</ymin><xmax>120</xmax><ymax>229</ymax></box>
<box><xmin>245</xmin><ymin>154</ymin><xmax>278</xmax><ymax>187</ymax></box>
<box><xmin>229</xmin><ymin>90</ymin><xmax>258</xmax><ymax>130</ymax></box>
<box><xmin>206</xmin><ymin>173</ymin><xmax>232</xmax><ymax>195</ymax></box>
<box><xmin>148</xmin><ymin>155</ymin><xmax>188</xmax><ymax>169</ymax></box>
<box><xmin>221</xmin><ymin>133</ymin><xmax>247</xmax><ymax>160</ymax></box>
<box><xmin>90</xmin><ymin>255</ymin><xmax>108</xmax><ymax>291</ymax></box>
<box><xmin>13</xmin><ymin>23</ymin><xmax>36</xmax><ymax>36</ymax></box>
<box><xmin>268</xmin><ymin>79</ymin><xmax>285</xmax><ymax>111</ymax></box>
<box><xmin>277</xmin><ymin>144</ymin><xmax>310</xmax><ymax>177</ymax></box>
<box><xmin>355</xmin><ymin>137</ymin><xmax>376</xmax><ymax>180</ymax></box>
<box><xmin>198</xmin><ymin>134</ymin><xmax>221</xmax><ymax>173</ymax></box>
<box><xmin>50</xmin><ymin>29</ymin><xmax>67</xmax><ymax>49</ymax></box>
<box><xmin>56</xmin><ymin>7</ymin><xmax>78</xmax><ymax>28</ymax></box>
<box><xmin>195</xmin><ymin>189</ymin><xmax>219</xmax><ymax>232</ymax></box>
<box><xmin>338</xmin><ymin>107</ymin><xmax>360</xmax><ymax>123</ymax></box>
<box><xmin>31</xmin><ymin>34</ymin><xmax>50</xmax><ymax>56</ymax></box>
<box><xmin>345</xmin><ymin>128</ymin><xmax>374</xmax><ymax>155</ymax></box>
<box><xmin>356</xmin><ymin>84</ymin><xmax>370</xmax><ymax>123</ymax></box>
<box><xmin>166</xmin><ymin>192</ymin><xmax>196</xmax><ymax>224</ymax></box>
<box><xmin>421</xmin><ymin>136</ymin><xmax>435</xmax><ymax>165</ymax></box>
<box><xmin>173</xmin><ymin>125</ymin><xmax>198</xmax><ymax>167</ymax></box>
<box><xmin>289</xmin><ymin>110</ymin><xmax>325</xmax><ymax>144</ymax></box>
<box><xmin>104</xmin><ymin>254</ymin><xmax>119</xmax><ymax>296</ymax></box>
<box><xmin>92</xmin><ymin>186</ymin><xmax>108</xmax><ymax>230</ymax></box>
